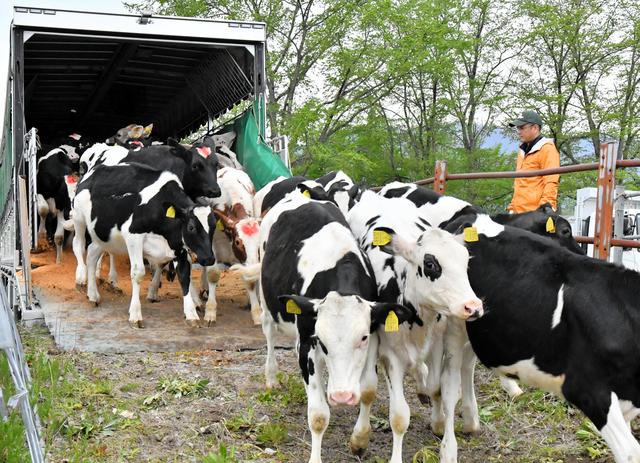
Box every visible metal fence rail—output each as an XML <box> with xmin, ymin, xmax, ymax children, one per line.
<box><xmin>0</xmin><ymin>272</ymin><xmax>44</xmax><ymax>463</ymax></box>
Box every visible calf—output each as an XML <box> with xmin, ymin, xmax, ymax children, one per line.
<box><xmin>443</xmin><ymin>214</ymin><xmax>640</xmax><ymax>463</ymax></box>
<box><xmin>72</xmin><ymin>162</ymin><xmax>216</xmax><ymax>328</ymax></box>
<box><xmin>36</xmin><ymin>135</ymin><xmax>87</xmax><ymax>263</ymax></box>
<box><xmin>346</xmin><ymin>191</ymin><xmax>483</xmax><ymax>463</ymax></box>
<box><xmin>201</xmin><ymin>167</ymin><xmax>262</xmax><ymax>325</ymax></box>
<box><xmin>253</xmin><ymin>176</ymin><xmax>328</xmax><ymax>216</ymax></box>
<box><xmin>106</xmin><ymin>123</ymin><xmax>153</xmax><ymax>148</ymax></box>
<box><xmin>315</xmin><ymin>170</ymin><xmax>361</xmax><ymax>213</ymax></box>
<box><xmin>234</xmin><ymin>191</ymin><xmax>416</xmax><ymax>463</ymax></box>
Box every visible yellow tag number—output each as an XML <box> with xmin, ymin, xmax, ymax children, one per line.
<box><xmin>546</xmin><ymin>217</ymin><xmax>556</xmax><ymax>233</ymax></box>
<box><xmin>464</xmin><ymin>227</ymin><xmax>478</xmax><ymax>242</ymax></box>
<box><xmin>302</xmin><ymin>190</ymin><xmax>311</xmax><ymax>198</ymax></box>
<box><xmin>216</xmin><ymin>219</ymin><xmax>225</xmax><ymax>231</ymax></box>
<box><xmin>166</xmin><ymin>206</ymin><xmax>176</xmax><ymax>218</ymax></box>
<box><xmin>373</xmin><ymin>230</ymin><xmax>392</xmax><ymax>246</ymax></box>
<box><xmin>385</xmin><ymin>311</ymin><xmax>399</xmax><ymax>332</ymax></box>
<box><xmin>286</xmin><ymin>300</ymin><xmax>301</xmax><ymax>314</ymax></box>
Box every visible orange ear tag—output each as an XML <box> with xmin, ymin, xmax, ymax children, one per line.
<box><xmin>286</xmin><ymin>300</ymin><xmax>301</xmax><ymax>314</ymax></box>
<box><xmin>464</xmin><ymin>227</ymin><xmax>478</xmax><ymax>242</ymax></box>
<box><xmin>385</xmin><ymin>311</ymin><xmax>399</xmax><ymax>332</ymax></box>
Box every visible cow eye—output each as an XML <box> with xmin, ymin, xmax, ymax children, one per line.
<box><xmin>423</xmin><ymin>254</ymin><xmax>442</xmax><ymax>280</ymax></box>
<box><xmin>188</xmin><ymin>223</ymin><xmax>197</xmax><ymax>233</ymax></box>
<box><xmin>361</xmin><ymin>335</ymin><xmax>368</xmax><ymax>342</ymax></box>
<box><xmin>561</xmin><ymin>228</ymin><xmax>571</xmax><ymax>235</ymax></box>
<box><xmin>192</xmin><ymin>163</ymin><xmax>201</xmax><ymax>171</ymax></box>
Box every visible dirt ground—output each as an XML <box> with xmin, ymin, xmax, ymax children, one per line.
<box><xmin>23</xmin><ymin>245</ymin><xmax>635</xmax><ymax>462</ymax></box>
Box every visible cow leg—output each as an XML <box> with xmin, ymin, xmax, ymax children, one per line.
<box><xmin>597</xmin><ymin>392</ymin><xmax>640</xmax><ymax>463</ymax></box>
<box><xmin>108</xmin><ymin>253</ymin><xmax>118</xmax><ymax>288</ymax></box>
<box><xmin>427</xmin><ymin>324</ymin><xmax>446</xmax><ymax>436</ymax></box>
<box><xmin>85</xmin><ymin>242</ymin><xmax>102</xmax><ymax>304</ymax></box>
<box><xmin>460</xmin><ymin>341</ymin><xmax>479</xmax><ymax>434</ymax></box>
<box><xmin>174</xmin><ymin>252</ymin><xmax>201</xmax><ymax>328</ymax></box>
<box><xmin>379</xmin><ymin>351</ymin><xmax>409</xmax><ymax>463</ymax></box>
<box><xmin>204</xmin><ymin>264</ymin><xmax>221</xmax><ymax>326</ymax></box>
<box><xmin>72</xmin><ymin>214</ymin><xmax>88</xmax><ymax>289</ymax></box>
<box><xmin>414</xmin><ymin>361</ymin><xmax>430</xmax><ymax>405</ymax></box>
<box><xmin>147</xmin><ymin>263</ymin><xmax>162</xmax><ymax>302</ymax></box>
<box><xmin>54</xmin><ymin>210</ymin><xmax>65</xmax><ymax>263</ymax></box>
<box><xmin>199</xmin><ymin>266</ymin><xmax>209</xmax><ymax>299</ymax></box>
<box><xmin>305</xmin><ymin>348</ymin><xmax>329</xmax><ymax>463</ymax></box>
<box><xmin>125</xmin><ymin>236</ymin><xmax>146</xmax><ymax>329</ymax></box>
<box><xmin>439</xmin><ymin>320</ymin><xmax>468</xmax><ymax>463</ymax></box>
<box><xmin>36</xmin><ymin>194</ymin><xmax>49</xmax><ymax>247</ymax></box>
<box><xmin>262</xmin><ymin>307</ymin><xmax>279</xmax><ymax>389</ymax></box>
<box><xmin>350</xmin><ymin>332</ymin><xmax>380</xmax><ymax>457</ymax></box>
<box><xmin>243</xmin><ymin>276</ymin><xmax>261</xmax><ymax>325</ymax></box>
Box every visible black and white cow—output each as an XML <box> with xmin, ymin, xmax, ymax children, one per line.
<box><xmin>315</xmin><ymin>170</ymin><xmax>361</xmax><ymax>214</ymax></box>
<box><xmin>35</xmin><ymin>135</ymin><xmax>87</xmax><ymax>263</ymax></box>
<box><xmin>71</xmin><ymin>162</ymin><xmax>216</xmax><ymax>329</ymax></box>
<box><xmin>443</xmin><ymin>213</ymin><xmax>640</xmax><ymax>463</ymax></box>
<box><xmin>253</xmin><ymin>176</ymin><xmax>328</xmax><ymax>215</ymax></box>
<box><xmin>233</xmin><ymin>190</ymin><xmax>417</xmax><ymax>463</ymax></box>
<box><xmin>346</xmin><ymin>191</ymin><xmax>483</xmax><ymax>463</ymax></box>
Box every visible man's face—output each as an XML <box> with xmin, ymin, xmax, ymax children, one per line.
<box><xmin>516</xmin><ymin>123</ymin><xmax>540</xmax><ymax>143</ymax></box>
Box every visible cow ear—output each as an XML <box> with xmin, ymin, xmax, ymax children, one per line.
<box><xmin>277</xmin><ymin>295</ymin><xmax>317</xmax><ymax>318</ymax></box>
<box><xmin>167</xmin><ymin>138</ymin><xmax>188</xmax><ymax>160</ymax></box>
<box><xmin>201</xmin><ymin>136</ymin><xmax>217</xmax><ymax>150</ymax></box>
<box><xmin>213</xmin><ymin>209</ymin><xmax>234</xmax><ymax>231</ymax></box>
<box><xmin>130</xmin><ymin>125</ymin><xmax>145</xmax><ymax>139</ymax></box>
<box><xmin>372</xmin><ymin>227</ymin><xmax>413</xmax><ymax>259</ymax></box>
<box><xmin>143</xmin><ymin>124</ymin><xmax>153</xmax><ymax>137</ymax></box>
<box><xmin>370</xmin><ymin>302</ymin><xmax>419</xmax><ymax>332</ymax></box>
<box><xmin>348</xmin><ymin>183</ymin><xmax>360</xmax><ymax>200</ymax></box>
<box><xmin>537</xmin><ymin>202</ymin><xmax>555</xmax><ymax>214</ymax></box>
<box><xmin>162</xmin><ymin>201</ymin><xmax>186</xmax><ymax>220</ymax></box>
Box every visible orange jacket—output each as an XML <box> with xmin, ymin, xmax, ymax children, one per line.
<box><xmin>508</xmin><ymin>138</ymin><xmax>560</xmax><ymax>213</ymax></box>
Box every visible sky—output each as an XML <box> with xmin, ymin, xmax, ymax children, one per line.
<box><xmin>0</xmin><ymin>1</ymin><xmax>130</xmax><ymax>130</ymax></box>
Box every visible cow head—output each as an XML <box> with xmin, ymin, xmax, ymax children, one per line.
<box><xmin>326</xmin><ymin>181</ymin><xmax>360</xmax><ymax>215</ymax></box>
<box><xmin>373</xmin><ymin>226</ymin><xmax>483</xmax><ymax>321</ymax></box>
<box><xmin>278</xmin><ymin>292</ymin><xmax>414</xmax><ymax>406</ymax></box>
<box><xmin>164</xmin><ymin>202</ymin><xmax>216</xmax><ymax>267</ymax></box>
<box><xmin>167</xmin><ymin>137</ymin><xmax>221</xmax><ymax>198</ymax></box>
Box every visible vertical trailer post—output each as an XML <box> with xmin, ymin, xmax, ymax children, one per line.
<box><xmin>593</xmin><ymin>142</ymin><xmax>618</xmax><ymax>260</ymax></box>
<box><xmin>434</xmin><ymin>160</ymin><xmax>447</xmax><ymax>195</ymax></box>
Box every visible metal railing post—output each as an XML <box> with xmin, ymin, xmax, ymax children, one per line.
<box><xmin>593</xmin><ymin>142</ymin><xmax>618</xmax><ymax>260</ymax></box>
<box><xmin>434</xmin><ymin>160</ymin><xmax>447</xmax><ymax>195</ymax></box>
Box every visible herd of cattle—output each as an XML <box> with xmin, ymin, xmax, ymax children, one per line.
<box><xmin>34</xmin><ymin>125</ymin><xmax>640</xmax><ymax>463</ymax></box>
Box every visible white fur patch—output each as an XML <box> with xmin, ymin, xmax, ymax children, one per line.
<box><xmin>551</xmin><ymin>284</ymin><xmax>565</xmax><ymax>329</ymax></box>
<box><xmin>471</xmin><ymin>214</ymin><xmax>504</xmax><ymax>238</ymax></box>
<box><xmin>419</xmin><ymin>196</ymin><xmax>470</xmax><ymax>227</ymax></box>
<box><xmin>139</xmin><ymin>172</ymin><xmax>183</xmax><ymax>205</ymax></box>
<box><xmin>297</xmin><ymin>222</ymin><xmax>369</xmax><ymax>294</ymax></box>
<box><xmin>493</xmin><ymin>359</ymin><xmax>565</xmax><ymax>397</ymax></box>
<box><xmin>194</xmin><ymin>207</ymin><xmax>211</xmax><ymax>233</ymax></box>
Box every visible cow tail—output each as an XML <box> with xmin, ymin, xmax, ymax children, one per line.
<box><xmin>62</xmin><ymin>218</ymin><xmax>75</xmax><ymax>231</ymax></box>
<box><xmin>230</xmin><ymin>262</ymin><xmax>261</xmax><ymax>282</ymax></box>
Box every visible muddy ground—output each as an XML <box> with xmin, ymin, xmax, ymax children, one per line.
<box><xmin>23</xmin><ymin>245</ymin><xmax>636</xmax><ymax>462</ymax></box>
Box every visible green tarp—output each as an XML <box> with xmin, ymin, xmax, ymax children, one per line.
<box><xmin>223</xmin><ymin>103</ymin><xmax>291</xmax><ymax>191</ymax></box>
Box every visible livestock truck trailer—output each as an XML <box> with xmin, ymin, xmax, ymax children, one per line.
<box><xmin>0</xmin><ymin>6</ymin><xmax>290</xmax><ymax>322</ymax></box>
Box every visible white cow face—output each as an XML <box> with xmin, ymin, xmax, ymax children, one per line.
<box><xmin>279</xmin><ymin>292</ymin><xmax>415</xmax><ymax>407</ymax></box>
<box><xmin>374</xmin><ymin>227</ymin><xmax>483</xmax><ymax>320</ymax></box>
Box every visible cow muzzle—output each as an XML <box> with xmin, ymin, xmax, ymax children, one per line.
<box><xmin>461</xmin><ymin>299</ymin><xmax>483</xmax><ymax>321</ymax></box>
<box><xmin>329</xmin><ymin>390</ymin><xmax>358</xmax><ymax>407</ymax></box>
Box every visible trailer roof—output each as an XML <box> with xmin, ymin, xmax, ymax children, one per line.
<box><xmin>12</xmin><ymin>7</ymin><xmax>266</xmax><ymax>143</ymax></box>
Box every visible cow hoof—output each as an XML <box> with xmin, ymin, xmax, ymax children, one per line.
<box><xmin>199</xmin><ymin>290</ymin><xmax>209</xmax><ymax>300</ymax></box>
<box><xmin>204</xmin><ymin>319</ymin><xmax>216</xmax><ymax>327</ymax></box>
<box><xmin>75</xmin><ymin>283</ymin><xmax>86</xmax><ymax>292</ymax></box>
<box><xmin>463</xmin><ymin>428</ymin><xmax>479</xmax><ymax>436</ymax></box>
<box><xmin>349</xmin><ymin>441</ymin><xmax>368</xmax><ymax>457</ymax></box>
<box><xmin>129</xmin><ymin>320</ymin><xmax>145</xmax><ymax>329</ymax></box>
<box><xmin>418</xmin><ymin>392</ymin><xmax>431</xmax><ymax>406</ymax></box>
<box><xmin>185</xmin><ymin>319</ymin><xmax>201</xmax><ymax>328</ymax></box>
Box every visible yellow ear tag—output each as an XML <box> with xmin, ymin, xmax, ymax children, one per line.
<box><xmin>385</xmin><ymin>311</ymin><xmax>399</xmax><ymax>332</ymax></box>
<box><xmin>216</xmin><ymin>219</ymin><xmax>225</xmax><ymax>231</ymax></box>
<box><xmin>166</xmin><ymin>206</ymin><xmax>176</xmax><ymax>218</ymax></box>
<box><xmin>464</xmin><ymin>227</ymin><xmax>478</xmax><ymax>242</ymax></box>
<box><xmin>546</xmin><ymin>217</ymin><xmax>556</xmax><ymax>233</ymax></box>
<box><xmin>372</xmin><ymin>230</ymin><xmax>392</xmax><ymax>246</ymax></box>
<box><xmin>302</xmin><ymin>190</ymin><xmax>311</xmax><ymax>198</ymax></box>
<box><xmin>286</xmin><ymin>300</ymin><xmax>301</xmax><ymax>314</ymax></box>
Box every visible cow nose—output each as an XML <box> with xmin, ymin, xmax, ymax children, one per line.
<box><xmin>330</xmin><ymin>391</ymin><xmax>357</xmax><ymax>406</ymax></box>
<box><xmin>199</xmin><ymin>256</ymin><xmax>216</xmax><ymax>267</ymax></box>
<box><xmin>208</xmin><ymin>186</ymin><xmax>222</xmax><ymax>198</ymax></box>
<box><xmin>464</xmin><ymin>299</ymin><xmax>483</xmax><ymax>321</ymax></box>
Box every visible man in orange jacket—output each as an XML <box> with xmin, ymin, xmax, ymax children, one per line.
<box><xmin>507</xmin><ymin>110</ymin><xmax>560</xmax><ymax>213</ymax></box>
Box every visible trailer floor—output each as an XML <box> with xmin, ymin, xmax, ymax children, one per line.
<box><xmin>29</xmin><ymin>247</ymin><xmax>293</xmax><ymax>353</ymax></box>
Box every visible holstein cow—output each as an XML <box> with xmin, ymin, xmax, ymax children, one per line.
<box><xmin>379</xmin><ymin>181</ymin><xmax>585</xmax><ymax>461</ymax></box>
<box><xmin>201</xmin><ymin>167</ymin><xmax>263</xmax><ymax>325</ymax></box>
<box><xmin>315</xmin><ymin>170</ymin><xmax>362</xmax><ymax>214</ymax></box>
<box><xmin>106</xmin><ymin>123</ymin><xmax>154</xmax><ymax>148</ymax></box>
<box><xmin>253</xmin><ymin>176</ymin><xmax>328</xmax><ymax>216</ymax></box>
<box><xmin>75</xmin><ymin>138</ymin><xmax>221</xmax><ymax>291</ymax></box>
<box><xmin>443</xmin><ymin>213</ymin><xmax>640</xmax><ymax>463</ymax></box>
<box><xmin>72</xmin><ymin>162</ymin><xmax>216</xmax><ymax>329</ymax></box>
<box><xmin>233</xmin><ymin>190</ymin><xmax>417</xmax><ymax>463</ymax></box>
<box><xmin>35</xmin><ymin>135</ymin><xmax>87</xmax><ymax>263</ymax></box>
<box><xmin>346</xmin><ymin>191</ymin><xmax>483</xmax><ymax>463</ymax></box>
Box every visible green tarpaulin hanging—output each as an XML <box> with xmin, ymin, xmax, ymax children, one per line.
<box><xmin>221</xmin><ymin>102</ymin><xmax>291</xmax><ymax>191</ymax></box>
